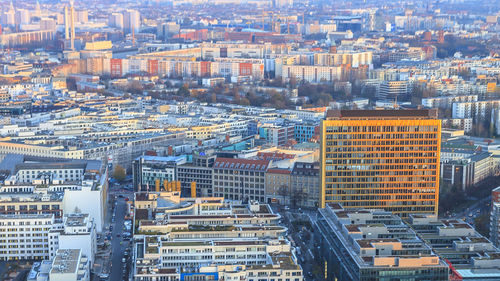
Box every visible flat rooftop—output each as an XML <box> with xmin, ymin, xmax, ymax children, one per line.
<box><xmin>326</xmin><ymin>109</ymin><xmax>438</xmax><ymax>119</ymax></box>
<box><xmin>50</xmin><ymin>249</ymin><xmax>81</xmax><ymax>274</ymax></box>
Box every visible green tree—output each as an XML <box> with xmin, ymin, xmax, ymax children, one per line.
<box><xmin>113</xmin><ymin>165</ymin><xmax>126</xmax><ymax>183</ymax></box>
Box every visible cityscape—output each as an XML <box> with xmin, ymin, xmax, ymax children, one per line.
<box><xmin>0</xmin><ymin>0</ymin><xmax>500</xmax><ymax>280</ymax></box>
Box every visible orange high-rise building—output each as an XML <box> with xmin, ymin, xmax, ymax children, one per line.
<box><xmin>320</xmin><ymin>109</ymin><xmax>441</xmax><ymax>217</ymax></box>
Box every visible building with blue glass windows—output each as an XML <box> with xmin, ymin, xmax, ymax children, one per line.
<box><xmin>294</xmin><ymin>123</ymin><xmax>318</xmax><ymax>143</ymax></box>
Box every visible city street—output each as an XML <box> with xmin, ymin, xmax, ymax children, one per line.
<box><xmin>278</xmin><ymin>207</ymin><xmax>319</xmax><ymax>281</ymax></box>
<box><xmin>109</xmin><ymin>195</ymin><xmax>131</xmax><ymax>281</ymax></box>
<box><xmin>453</xmin><ymin>196</ymin><xmax>491</xmax><ymax>224</ymax></box>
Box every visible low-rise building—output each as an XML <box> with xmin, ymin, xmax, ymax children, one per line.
<box><xmin>441</xmin><ymin>152</ymin><xmax>498</xmax><ymax>190</ymax></box>
<box><xmin>290</xmin><ymin>162</ymin><xmax>319</xmax><ymax>208</ymax></box>
<box><xmin>132</xmin><ymin>192</ymin><xmax>301</xmax><ymax>281</ymax></box>
<box><xmin>441</xmin><ymin>118</ymin><xmax>473</xmax><ymax>132</ymax></box>
<box><xmin>265</xmin><ymin>168</ymin><xmax>291</xmax><ymax>205</ymax></box>
<box><xmin>409</xmin><ymin>214</ymin><xmax>500</xmax><ymax>280</ymax></box>
<box><xmin>49</xmin><ymin>249</ymin><xmax>90</xmax><ymax>281</ymax></box>
<box><xmin>314</xmin><ymin>204</ymin><xmax>449</xmax><ymax>281</ymax></box>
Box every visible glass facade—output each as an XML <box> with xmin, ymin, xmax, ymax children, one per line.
<box><xmin>320</xmin><ymin>111</ymin><xmax>441</xmax><ymax>217</ymax></box>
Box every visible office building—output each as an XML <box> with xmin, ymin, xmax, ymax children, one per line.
<box><xmin>123</xmin><ymin>10</ymin><xmax>140</xmax><ymax>33</ymax></box>
<box><xmin>1</xmin><ymin>10</ymin><xmax>15</xmax><ymax>26</ymax></box>
<box><xmin>0</xmin><ymin>30</ymin><xmax>55</xmax><ymax>48</ymax></box>
<box><xmin>259</xmin><ymin>124</ymin><xmax>295</xmax><ymax>146</ymax></box>
<box><xmin>0</xmin><ymin>214</ymin><xmax>54</xmax><ymax>261</ymax></box>
<box><xmin>320</xmin><ymin>109</ymin><xmax>441</xmax><ymax>216</ymax></box>
<box><xmin>176</xmin><ymin>154</ymin><xmax>216</xmax><ymax>197</ymax></box>
<box><xmin>314</xmin><ymin>204</ymin><xmax>449</xmax><ymax>281</ymax></box>
<box><xmin>108</xmin><ymin>13</ymin><xmax>123</xmax><ymax>29</ymax></box>
<box><xmin>212</xmin><ymin>158</ymin><xmax>269</xmax><ymax>202</ymax></box>
<box><xmin>294</xmin><ymin>124</ymin><xmax>319</xmax><ymax>143</ymax></box>
<box><xmin>0</xmin><ymin>193</ymin><xmax>63</xmax><ymax>218</ymax></box>
<box><xmin>75</xmin><ymin>10</ymin><xmax>88</xmax><ymax>23</ymax></box>
<box><xmin>40</xmin><ymin>18</ymin><xmax>56</xmax><ymax>31</ymax></box>
<box><xmin>15</xmin><ymin>9</ymin><xmax>30</xmax><ymax>25</ymax></box>
<box><xmin>133</xmin><ymin>192</ymin><xmax>301</xmax><ymax>280</ymax></box>
<box><xmin>156</xmin><ymin>22</ymin><xmax>180</xmax><ymax>39</ymax></box>
<box><xmin>378</xmin><ymin>80</ymin><xmax>409</xmax><ymax>99</ymax></box>
<box><xmin>0</xmin><ymin>131</ymin><xmax>186</xmax><ymax>169</ymax></box>
<box><xmin>132</xmin><ymin>155</ymin><xmax>187</xmax><ymax>191</ymax></box>
<box><xmin>0</xmin><ymin>155</ymin><xmax>108</xmax><ymax>233</ymax></box>
<box><xmin>441</xmin><ymin>151</ymin><xmax>497</xmax><ymax>190</ymax></box>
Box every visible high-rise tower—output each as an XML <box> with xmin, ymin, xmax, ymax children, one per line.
<box><xmin>70</xmin><ymin>2</ymin><xmax>75</xmax><ymax>50</ymax></box>
<box><xmin>64</xmin><ymin>6</ymin><xmax>69</xmax><ymax>39</ymax></box>
<box><xmin>320</xmin><ymin>109</ymin><xmax>441</xmax><ymax>217</ymax></box>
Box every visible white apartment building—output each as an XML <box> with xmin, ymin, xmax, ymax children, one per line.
<box><xmin>0</xmin><ymin>157</ymin><xmax>108</xmax><ymax>233</ymax></box>
<box><xmin>452</xmin><ymin>100</ymin><xmax>500</xmax><ymax>120</ymax></box>
<box><xmin>0</xmin><ymin>214</ymin><xmax>54</xmax><ymax>261</ymax></box>
<box><xmin>0</xmin><ymin>211</ymin><xmax>97</xmax><ymax>264</ymax></box>
<box><xmin>313</xmin><ymin>51</ymin><xmax>373</xmax><ymax>67</ymax></box>
<box><xmin>441</xmin><ymin>118</ymin><xmax>473</xmax><ymax>132</ymax></box>
<box><xmin>49</xmin><ymin>213</ymin><xmax>96</xmax><ymax>266</ymax></box>
<box><xmin>280</xmin><ymin>64</ymin><xmax>342</xmax><ymax>83</ymax></box>
<box><xmin>422</xmin><ymin>95</ymin><xmax>478</xmax><ymax>109</ymax></box>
